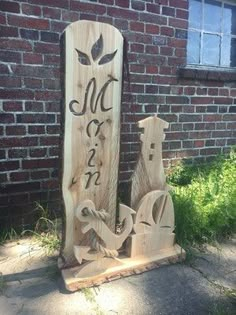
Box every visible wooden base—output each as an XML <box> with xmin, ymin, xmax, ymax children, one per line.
<box><xmin>61</xmin><ymin>244</ymin><xmax>185</xmax><ymax>291</ymax></box>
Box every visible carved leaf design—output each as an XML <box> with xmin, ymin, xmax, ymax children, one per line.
<box><xmin>91</xmin><ymin>34</ymin><xmax>103</xmax><ymax>61</ymax></box>
<box><xmin>75</xmin><ymin>48</ymin><xmax>91</xmax><ymax>65</ymax></box>
<box><xmin>99</xmin><ymin>50</ymin><xmax>117</xmax><ymax>65</ymax></box>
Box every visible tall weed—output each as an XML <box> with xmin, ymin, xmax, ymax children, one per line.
<box><xmin>169</xmin><ymin>150</ymin><xmax>236</xmax><ymax>246</ymax></box>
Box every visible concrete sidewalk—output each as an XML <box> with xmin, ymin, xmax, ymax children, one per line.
<box><xmin>0</xmin><ymin>237</ymin><xmax>235</xmax><ymax>315</ymax></box>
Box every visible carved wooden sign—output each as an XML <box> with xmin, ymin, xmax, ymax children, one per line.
<box><xmin>61</xmin><ymin>21</ymin><xmax>123</xmax><ymax>265</ymax></box>
<box><xmin>60</xmin><ymin>20</ymin><xmax>185</xmax><ymax>291</ymax></box>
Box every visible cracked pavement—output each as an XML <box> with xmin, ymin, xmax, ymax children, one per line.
<box><xmin>0</xmin><ymin>237</ymin><xmax>235</xmax><ymax>315</ymax></box>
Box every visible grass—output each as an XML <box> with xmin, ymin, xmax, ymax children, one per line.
<box><xmin>0</xmin><ymin>202</ymin><xmax>61</xmax><ymax>254</ymax></box>
<box><xmin>168</xmin><ymin>149</ymin><xmax>236</xmax><ymax>247</ymax></box>
<box><xmin>21</xmin><ymin>202</ymin><xmax>61</xmax><ymax>254</ymax></box>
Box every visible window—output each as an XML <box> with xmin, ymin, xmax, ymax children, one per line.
<box><xmin>187</xmin><ymin>0</ymin><xmax>236</xmax><ymax>68</ymax></box>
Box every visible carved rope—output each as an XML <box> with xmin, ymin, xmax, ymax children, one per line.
<box><xmin>91</xmin><ymin>232</ymin><xmax>119</xmax><ymax>258</ymax></box>
<box><xmin>81</xmin><ymin>206</ymin><xmax>110</xmax><ymax>221</ymax></box>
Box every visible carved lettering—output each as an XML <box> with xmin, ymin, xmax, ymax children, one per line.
<box><xmin>69</xmin><ymin>76</ymin><xmax>118</xmax><ymax>116</ymax></box>
<box><xmin>86</xmin><ymin>119</ymin><xmax>104</xmax><ymax>138</ymax></box>
<box><xmin>85</xmin><ymin>171</ymin><xmax>101</xmax><ymax>189</ymax></box>
<box><xmin>88</xmin><ymin>148</ymin><xmax>96</xmax><ymax>167</ymax></box>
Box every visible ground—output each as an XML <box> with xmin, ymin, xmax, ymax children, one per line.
<box><xmin>0</xmin><ymin>237</ymin><xmax>235</xmax><ymax>315</ymax></box>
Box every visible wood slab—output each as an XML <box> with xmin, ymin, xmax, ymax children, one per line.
<box><xmin>62</xmin><ymin>245</ymin><xmax>186</xmax><ymax>291</ymax></box>
<box><xmin>61</xmin><ymin>21</ymin><xmax>123</xmax><ymax>265</ymax></box>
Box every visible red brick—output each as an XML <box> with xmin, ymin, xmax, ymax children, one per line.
<box><xmin>23</xmin><ymin>53</ymin><xmax>43</xmax><ymax>64</ymax></box>
<box><xmin>0</xmin><ymin>1</ymin><xmax>20</xmax><ymax>13</ymax></box>
<box><xmin>179</xmin><ymin>114</ymin><xmax>202</xmax><ymax>122</ymax></box>
<box><xmin>35</xmin><ymin>90</ymin><xmax>61</xmax><ymax>101</ymax></box>
<box><xmin>131</xmin><ymin>0</ymin><xmax>145</xmax><ymax>11</ymax></box>
<box><xmin>176</xmin><ymin>9</ymin><xmax>188</xmax><ymax>19</ymax></box>
<box><xmin>146</xmin><ymin>65</ymin><xmax>158</xmax><ymax>74</ymax></box>
<box><xmin>30</xmin><ymin>148</ymin><xmax>47</xmax><ymax>158</ymax></box>
<box><xmin>50</xmin><ymin>21</ymin><xmax>68</xmax><ymax>33</ymax></box>
<box><xmin>169</xmin><ymin>38</ymin><xmax>186</xmax><ymax>48</ymax></box>
<box><xmin>46</xmin><ymin>125</ymin><xmax>60</xmax><ymax>134</ymax></box>
<box><xmin>219</xmin><ymin>89</ymin><xmax>229</xmax><ymax>97</ymax></box>
<box><xmin>162</xmin><ymin>6</ymin><xmax>175</xmax><ymax>17</ymax></box>
<box><xmin>0</xmin><ymin>161</ymin><xmax>19</xmax><ymax>171</ymax></box>
<box><xmin>116</xmin><ymin>0</ymin><xmax>129</xmax><ymax>7</ymax></box>
<box><xmin>28</xmin><ymin>0</ymin><xmax>69</xmax><ymax>9</ymax></box>
<box><xmin>108</xmin><ymin>8</ymin><xmax>139</xmax><ymax>20</ymax></box>
<box><xmin>22</xmin><ymin>4</ymin><xmax>41</xmax><ymax>16</ymax></box>
<box><xmin>189</xmin><ymin>131</ymin><xmax>212</xmax><ymax>139</ymax></box>
<box><xmin>0</xmin><ymin>137</ymin><xmax>38</xmax><ymax>148</ymax></box>
<box><xmin>203</xmin><ymin>114</ymin><xmax>222</xmax><ymax>122</ymax></box>
<box><xmin>0</xmin><ymin>26</ymin><xmax>18</xmax><ymax>38</ymax></box>
<box><xmin>214</xmin><ymin>97</ymin><xmax>232</xmax><ymax>105</ymax></box>
<box><xmin>0</xmin><ymin>51</ymin><xmax>21</xmax><ymax>64</ymax></box>
<box><xmin>145</xmin><ymin>45</ymin><xmax>159</xmax><ymax>54</ymax></box>
<box><xmin>145</xmin><ymin>24</ymin><xmax>159</xmax><ymax>35</ymax></box>
<box><xmin>0</xmin><ymin>77</ymin><xmax>21</xmax><ymax>88</ymax></box>
<box><xmin>24</xmin><ymin>78</ymin><xmax>42</xmax><ymax>89</ymax></box>
<box><xmin>34</xmin><ymin>42</ymin><xmax>59</xmax><ymax>54</ymax></box>
<box><xmin>130</xmin><ymin>43</ymin><xmax>144</xmax><ymax>53</ymax></box>
<box><xmin>71</xmin><ymin>1</ymin><xmax>106</xmax><ymax>14</ymax></box>
<box><xmin>130</xmin><ymin>64</ymin><xmax>145</xmax><ymax>74</ymax></box>
<box><xmin>43</xmin><ymin>7</ymin><xmax>61</xmax><ymax>19</ymax></box>
<box><xmin>191</xmin><ymin>97</ymin><xmax>214</xmax><ymax>104</ymax></box>
<box><xmin>0</xmin><ymin>89</ymin><xmax>34</xmax><ymax>100</ymax></box>
<box><xmin>0</xmin><ymin>113</ymin><xmax>15</xmax><ymax>123</ymax></box>
<box><xmin>6</xmin><ymin>126</ymin><xmax>26</xmax><ymax>136</ymax></box>
<box><xmin>17</xmin><ymin>113</ymin><xmax>55</xmax><ymax>124</ymax></box>
<box><xmin>41</xmin><ymin>179</ymin><xmax>59</xmax><ymax>190</ymax></box>
<box><xmin>28</xmin><ymin>126</ymin><xmax>45</xmax><ymax>134</ymax></box>
<box><xmin>169</xmin><ymin>0</ymin><xmax>188</xmax><ymax>9</ymax></box>
<box><xmin>10</xmin><ymin>172</ymin><xmax>30</xmax><ymax>182</ymax></box>
<box><xmin>160</xmin><ymin>26</ymin><xmax>174</xmax><ymax>37</ymax></box>
<box><xmin>146</xmin><ymin>3</ymin><xmax>160</xmax><ymax>14</ymax></box>
<box><xmin>31</xmin><ymin>170</ymin><xmax>49</xmax><ymax>179</ymax></box>
<box><xmin>0</xmin><ymin>39</ymin><xmax>32</xmax><ymax>51</ymax></box>
<box><xmin>40</xmin><ymin>136</ymin><xmax>59</xmax><ymax>146</ymax></box>
<box><xmin>44</xmin><ymin>55</ymin><xmax>60</xmax><ymax>65</ymax></box>
<box><xmin>49</xmin><ymin>147</ymin><xmax>59</xmax><ymax>157</ymax></box>
<box><xmin>25</xmin><ymin>101</ymin><xmax>44</xmax><ymax>112</ymax></box>
<box><xmin>22</xmin><ymin>158</ymin><xmax>58</xmax><ymax>169</ymax></box>
<box><xmin>169</xmin><ymin>17</ymin><xmax>188</xmax><ymax>29</ymax></box>
<box><xmin>8</xmin><ymin>16</ymin><xmax>50</xmax><ymax>30</ymax></box>
<box><xmin>130</xmin><ymin>21</ymin><xmax>144</xmax><ymax>32</ymax></box>
<box><xmin>175</xmin><ymin>48</ymin><xmax>186</xmax><ymax>57</ymax></box>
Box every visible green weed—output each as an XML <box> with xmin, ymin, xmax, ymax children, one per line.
<box><xmin>82</xmin><ymin>288</ymin><xmax>96</xmax><ymax>303</ymax></box>
<box><xmin>21</xmin><ymin>202</ymin><xmax>61</xmax><ymax>254</ymax></box>
<box><xmin>169</xmin><ymin>149</ymin><xmax>236</xmax><ymax>247</ymax></box>
<box><xmin>0</xmin><ymin>228</ymin><xmax>19</xmax><ymax>244</ymax></box>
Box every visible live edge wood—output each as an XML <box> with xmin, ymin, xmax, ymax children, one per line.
<box><xmin>61</xmin><ymin>21</ymin><xmax>123</xmax><ymax>265</ymax></box>
<box><xmin>62</xmin><ymin>245</ymin><xmax>185</xmax><ymax>292</ymax></box>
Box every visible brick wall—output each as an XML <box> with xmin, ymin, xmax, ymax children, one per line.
<box><xmin>0</xmin><ymin>0</ymin><xmax>235</xmax><ymax>230</ymax></box>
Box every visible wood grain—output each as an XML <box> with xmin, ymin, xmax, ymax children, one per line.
<box><xmin>61</xmin><ymin>20</ymin><xmax>123</xmax><ymax>265</ymax></box>
<box><xmin>131</xmin><ymin>115</ymin><xmax>169</xmax><ymax>209</ymax></box>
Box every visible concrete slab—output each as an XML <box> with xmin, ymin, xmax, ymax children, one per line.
<box><xmin>0</xmin><ymin>238</ymin><xmax>235</xmax><ymax>315</ymax></box>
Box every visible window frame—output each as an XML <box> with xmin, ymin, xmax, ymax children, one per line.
<box><xmin>187</xmin><ymin>0</ymin><xmax>236</xmax><ymax>69</ymax></box>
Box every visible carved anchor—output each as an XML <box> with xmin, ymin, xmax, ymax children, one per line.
<box><xmin>74</xmin><ymin>200</ymin><xmax>135</xmax><ymax>263</ymax></box>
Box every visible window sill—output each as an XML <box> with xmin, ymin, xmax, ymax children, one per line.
<box><xmin>178</xmin><ymin>65</ymin><xmax>236</xmax><ymax>82</ymax></box>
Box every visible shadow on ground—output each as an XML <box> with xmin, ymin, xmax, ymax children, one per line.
<box><xmin>0</xmin><ymin>238</ymin><xmax>235</xmax><ymax>315</ymax></box>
